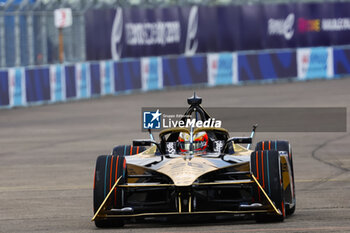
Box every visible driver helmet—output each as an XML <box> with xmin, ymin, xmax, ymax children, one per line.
<box><xmin>178</xmin><ymin>131</ymin><xmax>208</xmax><ymax>152</ymax></box>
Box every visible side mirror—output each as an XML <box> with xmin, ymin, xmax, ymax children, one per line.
<box><xmin>132</xmin><ymin>139</ymin><xmax>164</xmax><ymax>154</ymax></box>
<box><xmin>228</xmin><ymin>137</ymin><xmax>252</xmax><ymax>144</ymax></box>
<box><xmin>133</xmin><ymin>139</ymin><xmax>156</xmax><ymax>147</ymax></box>
<box><xmin>223</xmin><ymin>137</ymin><xmax>252</xmax><ymax>153</ymax></box>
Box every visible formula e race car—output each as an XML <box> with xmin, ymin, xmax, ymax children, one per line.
<box><xmin>92</xmin><ymin>94</ymin><xmax>296</xmax><ymax>227</ymax></box>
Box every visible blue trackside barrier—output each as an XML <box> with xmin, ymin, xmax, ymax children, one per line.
<box><xmin>0</xmin><ymin>45</ymin><xmax>349</xmax><ymax>109</ymax></box>
<box><xmin>238</xmin><ymin>50</ymin><xmax>297</xmax><ymax>81</ymax></box>
<box><xmin>141</xmin><ymin>57</ymin><xmax>163</xmax><ymax>91</ymax></box>
<box><xmin>207</xmin><ymin>53</ymin><xmax>237</xmax><ymax>86</ymax></box>
<box><xmin>0</xmin><ymin>71</ymin><xmax>9</xmax><ymax>106</ymax></box>
<box><xmin>296</xmin><ymin>47</ymin><xmax>334</xmax><ymax>80</ymax></box>
<box><xmin>65</xmin><ymin>65</ymin><xmax>77</xmax><ymax>99</ymax></box>
<box><xmin>100</xmin><ymin>61</ymin><xmax>114</xmax><ymax>95</ymax></box>
<box><xmin>25</xmin><ymin>67</ymin><xmax>51</xmax><ymax>103</ymax></box>
<box><xmin>333</xmin><ymin>47</ymin><xmax>350</xmax><ymax>77</ymax></box>
<box><xmin>162</xmin><ymin>55</ymin><xmax>207</xmax><ymax>87</ymax></box>
<box><xmin>114</xmin><ymin>59</ymin><xmax>141</xmax><ymax>92</ymax></box>
<box><xmin>75</xmin><ymin>63</ymin><xmax>90</xmax><ymax>99</ymax></box>
<box><xmin>8</xmin><ymin>68</ymin><xmax>26</xmax><ymax>107</ymax></box>
<box><xmin>49</xmin><ymin>64</ymin><xmax>65</xmax><ymax>102</ymax></box>
<box><xmin>90</xmin><ymin>63</ymin><xmax>101</xmax><ymax>96</ymax></box>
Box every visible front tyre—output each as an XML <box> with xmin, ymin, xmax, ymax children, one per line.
<box><xmin>255</xmin><ymin>140</ymin><xmax>295</xmax><ymax>215</ymax></box>
<box><xmin>251</xmin><ymin>150</ymin><xmax>285</xmax><ymax>222</ymax></box>
<box><xmin>93</xmin><ymin>155</ymin><xmax>126</xmax><ymax>228</ymax></box>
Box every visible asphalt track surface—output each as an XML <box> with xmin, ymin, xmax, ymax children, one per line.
<box><xmin>1</xmin><ymin>78</ymin><xmax>350</xmax><ymax>233</ymax></box>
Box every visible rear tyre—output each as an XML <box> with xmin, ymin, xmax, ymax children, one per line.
<box><xmin>251</xmin><ymin>150</ymin><xmax>285</xmax><ymax>222</ymax></box>
<box><xmin>112</xmin><ymin>145</ymin><xmax>146</xmax><ymax>156</ymax></box>
<box><xmin>255</xmin><ymin>140</ymin><xmax>296</xmax><ymax>215</ymax></box>
<box><xmin>93</xmin><ymin>155</ymin><xmax>126</xmax><ymax>228</ymax></box>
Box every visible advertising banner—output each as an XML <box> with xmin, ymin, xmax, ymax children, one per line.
<box><xmin>76</xmin><ymin>63</ymin><xmax>90</xmax><ymax>99</ymax></box>
<box><xmin>120</xmin><ymin>7</ymin><xmax>184</xmax><ymax>58</ymax></box>
<box><xmin>25</xmin><ymin>68</ymin><xmax>50</xmax><ymax>103</ymax></box>
<box><xmin>207</xmin><ymin>53</ymin><xmax>238</xmax><ymax>86</ymax></box>
<box><xmin>49</xmin><ymin>65</ymin><xmax>65</xmax><ymax>102</ymax></box>
<box><xmin>85</xmin><ymin>5</ymin><xmax>239</xmax><ymax>59</ymax></box>
<box><xmin>162</xmin><ymin>55</ymin><xmax>207</xmax><ymax>87</ymax></box>
<box><xmin>86</xmin><ymin>7</ymin><xmax>190</xmax><ymax>60</ymax></box>
<box><xmin>85</xmin><ymin>6</ymin><xmax>241</xmax><ymax>60</ymax></box>
<box><xmin>238</xmin><ymin>50</ymin><xmax>297</xmax><ymax>81</ymax></box>
<box><xmin>141</xmin><ymin>57</ymin><xmax>163</xmax><ymax>91</ymax></box>
<box><xmin>0</xmin><ymin>71</ymin><xmax>9</xmax><ymax>106</ymax></box>
<box><xmin>85</xmin><ymin>3</ymin><xmax>350</xmax><ymax>60</ymax></box>
<box><xmin>297</xmin><ymin>47</ymin><xmax>333</xmax><ymax>79</ymax></box>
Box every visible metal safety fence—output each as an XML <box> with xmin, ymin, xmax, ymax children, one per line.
<box><xmin>0</xmin><ymin>9</ymin><xmax>85</xmax><ymax>68</ymax></box>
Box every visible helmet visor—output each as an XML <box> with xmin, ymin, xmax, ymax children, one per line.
<box><xmin>179</xmin><ymin>140</ymin><xmax>207</xmax><ymax>151</ymax></box>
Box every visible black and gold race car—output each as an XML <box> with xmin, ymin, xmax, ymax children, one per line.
<box><xmin>92</xmin><ymin>94</ymin><xmax>296</xmax><ymax>227</ymax></box>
